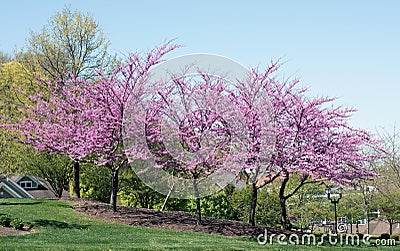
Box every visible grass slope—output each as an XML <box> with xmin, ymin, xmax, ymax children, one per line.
<box><xmin>0</xmin><ymin>198</ymin><xmax>397</xmax><ymax>250</ymax></box>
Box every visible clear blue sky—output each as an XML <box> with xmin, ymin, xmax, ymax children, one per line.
<box><xmin>1</xmin><ymin>1</ymin><xmax>399</xmax><ymax>132</ymax></box>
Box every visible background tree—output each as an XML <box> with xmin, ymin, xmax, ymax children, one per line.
<box><xmin>337</xmin><ymin>187</ymin><xmax>367</xmax><ymax>233</ymax></box>
<box><xmin>0</xmin><ymin>51</ymin><xmax>11</xmax><ymax>66</ymax></box>
<box><xmin>24</xmin><ymin>150</ymin><xmax>72</xmax><ymax>198</ymax></box>
<box><xmin>371</xmin><ymin>191</ymin><xmax>400</xmax><ymax>235</ymax></box>
<box><xmin>16</xmin><ymin>6</ymin><xmax>115</xmax><ymax>81</ymax></box>
<box><xmin>352</xmin><ymin>180</ymin><xmax>377</xmax><ymax>235</ymax></box>
<box><xmin>371</xmin><ymin>128</ymin><xmax>400</xmax><ymax>234</ymax></box>
<box><xmin>287</xmin><ymin>182</ymin><xmax>329</xmax><ymax>232</ymax></box>
<box><xmin>0</xmin><ymin>61</ymin><xmax>42</xmax><ymax>174</ymax></box>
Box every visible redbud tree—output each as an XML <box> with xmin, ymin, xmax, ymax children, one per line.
<box><xmin>124</xmin><ymin>68</ymin><xmax>240</xmax><ymax>224</ymax></box>
<box><xmin>6</xmin><ymin>41</ymin><xmax>179</xmax><ymax>211</ymax></box>
<box><xmin>227</xmin><ymin>62</ymin><xmax>278</xmax><ymax>226</ymax></box>
<box><xmin>263</xmin><ymin>68</ymin><xmax>378</xmax><ymax>229</ymax></box>
<box><xmin>226</xmin><ymin>60</ymin><xmax>379</xmax><ymax>228</ymax></box>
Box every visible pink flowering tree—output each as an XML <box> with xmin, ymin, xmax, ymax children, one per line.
<box><xmin>227</xmin><ymin>62</ymin><xmax>278</xmax><ymax>226</ymax></box>
<box><xmin>83</xmin><ymin>41</ymin><xmax>179</xmax><ymax>211</ymax></box>
<box><xmin>263</xmin><ymin>71</ymin><xmax>379</xmax><ymax>229</ymax></box>
<box><xmin>5</xmin><ymin>41</ymin><xmax>179</xmax><ymax>211</ymax></box>
<box><xmin>124</xmin><ymin>69</ymin><xmax>240</xmax><ymax>224</ymax></box>
<box><xmin>227</xmin><ymin>60</ymin><xmax>379</xmax><ymax>228</ymax></box>
<box><xmin>13</xmin><ymin>78</ymin><xmax>110</xmax><ymax>198</ymax></box>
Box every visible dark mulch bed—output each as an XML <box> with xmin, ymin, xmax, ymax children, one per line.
<box><xmin>72</xmin><ymin>199</ymin><xmax>294</xmax><ymax>238</ymax></box>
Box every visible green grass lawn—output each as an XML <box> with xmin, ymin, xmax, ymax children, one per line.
<box><xmin>0</xmin><ymin>198</ymin><xmax>397</xmax><ymax>250</ymax></box>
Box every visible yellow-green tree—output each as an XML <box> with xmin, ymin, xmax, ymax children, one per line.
<box><xmin>0</xmin><ymin>61</ymin><xmax>40</xmax><ymax>173</ymax></box>
<box><xmin>16</xmin><ymin>6</ymin><xmax>115</xmax><ymax>81</ymax></box>
<box><xmin>0</xmin><ymin>52</ymin><xmax>11</xmax><ymax>66</ymax></box>
<box><xmin>0</xmin><ymin>62</ymin><xmax>73</xmax><ymax>198</ymax></box>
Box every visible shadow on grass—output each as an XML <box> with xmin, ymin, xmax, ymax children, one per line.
<box><xmin>0</xmin><ymin>201</ymin><xmax>43</xmax><ymax>206</ymax></box>
<box><xmin>33</xmin><ymin>219</ymin><xmax>90</xmax><ymax>230</ymax></box>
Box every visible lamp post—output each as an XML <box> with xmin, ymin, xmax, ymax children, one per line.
<box><xmin>363</xmin><ymin>186</ymin><xmax>371</xmax><ymax>235</ymax></box>
<box><xmin>326</xmin><ymin>186</ymin><xmax>343</xmax><ymax>234</ymax></box>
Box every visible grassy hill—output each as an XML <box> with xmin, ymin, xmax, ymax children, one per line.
<box><xmin>0</xmin><ymin>198</ymin><xmax>397</xmax><ymax>250</ymax></box>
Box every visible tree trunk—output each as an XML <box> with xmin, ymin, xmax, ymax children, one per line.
<box><xmin>280</xmin><ymin>196</ymin><xmax>288</xmax><ymax>230</ymax></box>
<box><xmin>249</xmin><ymin>182</ymin><xmax>258</xmax><ymax>226</ymax></box>
<box><xmin>56</xmin><ymin>188</ymin><xmax>63</xmax><ymax>198</ymax></box>
<box><xmin>279</xmin><ymin>174</ymin><xmax>289</xmax><ymax>230</ymax></box>
<box><xmin>193</xmin><ymin>180</ymin><xmax>202</xmax><ymax>225</ymax></box>
<box><xmin>195</xmin><ymin>197</ymin><xmax>201</xmax><ymax>225</ymax></box>
<box><xmin>389</xmin><ymin>219</ymin><xmax>393</xmax><ymax>235</ymax></box>
<box><xmin>110</xmin><ymin>168</ymin><xmax>119</xmax><ymax>212</ymax></box>
<box><xmin>73</xmin><ymin>161</ymin><xmax>80</xmax><ymax>198</ymax></box>
<box><xmin>350</xmin><ymin>220</ymin><xmax>353</xmax><ymax>234</ymax></box>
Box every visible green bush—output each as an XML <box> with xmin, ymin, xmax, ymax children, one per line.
<box><xmin>369</xmin><ymin>234</ymin><xmax>381</xmax><ymax>240</ymax></box>
<box><xmin>80</xmin><ymin>163</ymin><xmax>111</xmax><ymax>203</ymax></box>
<box><xmin>390</xmin><ymin>234</ymin><xmax>400</xmax><ymax>241</ymax></box>
<box><xmin>312</xmin><ymin>230</ymin><xmax>324</xmax><ymax>235</ymax></box>
<box><xmin>0</xmin><ymin>215</ymin><xmax>11</xmax><ymax>227</ymax></box>
<box><xmin>118</xmin><ymin>167</ymin><xmax>164</xmax><ymax>209</ymax></box>
<box><xmin>11</xmin><ymin>218</ymin><xmax>24</xmax><ymax>230</ymax></box>
<box><xmin>185</xmin><ymin>189</ymin><xmax>235</xmax><ymax>220</ymax></box>
<box><xmin>230</xmin><ymin>185</ymin><xmax>281</xmax><ymax>226</ymax></box>
<box><xmin>0</xmin><ymin>215</ymin><xmax>26</xmax><ymax>230</ymax></box>
<box><xmin>380</xmin><ymin>233</ymin><xmax>391</xmax><ymax>239</ymax></box>
<box><xmin>164</xmin><ymin>197</ymin><xmax>189</xmax><ymax>212</ymax></box>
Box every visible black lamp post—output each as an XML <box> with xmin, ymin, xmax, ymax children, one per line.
<box><xmin>363</xmin><ymin>186</ymin><xmax>371</xmax><ymax>235</ymax></box>
<box><xmin>326</xmin><ymin>185</ymin><xmax>343</xmax><ymax>234</ymax></box>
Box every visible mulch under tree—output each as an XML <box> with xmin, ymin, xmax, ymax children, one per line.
<box><xmin>72</xmin><ymin>199</ymin><xmax>294</xmax><ymax>238</ymax></box>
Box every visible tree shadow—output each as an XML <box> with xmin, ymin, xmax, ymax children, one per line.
<box><xmin>0</xmin><ymin>201</ymin><xmax>43</xmax><ymax>206</ymax></box>
<box><xmin>33</xmin><ymin>219</ymin><xmax>89</xmax><ymax>229</ymax></box>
